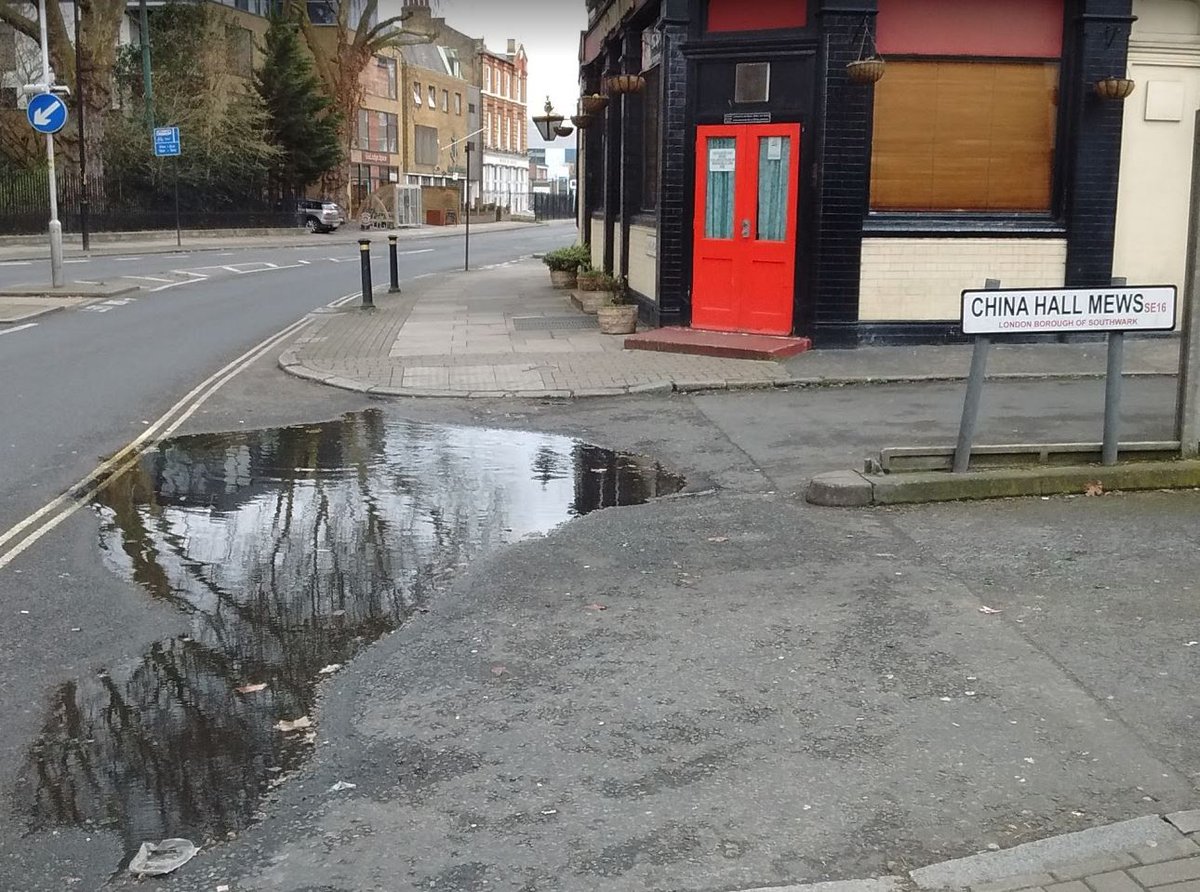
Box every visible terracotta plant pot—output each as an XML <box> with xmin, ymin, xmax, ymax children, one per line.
<box><xmin>580</xmin><ymin>93</ymin><xmax>609</xmax><ymax>114</ymax></box>
<box><xmin>576</xmin><ymin>271</ymin><xmax>607</xmax><ymax>291</ymax></box>
<box><xmin>597</xmin><ymin>304</ymin><xmax>638</xmax><ymax>334</ymax></box>
<box><xmin>550</xmin><ymin>269</ymin><xmax>578</xmax><ymax>289</ymax></box>
<box><xmin>847</xmin><ymin>58</ymin><xmax>886</xmax><ymax>85</ymax></box>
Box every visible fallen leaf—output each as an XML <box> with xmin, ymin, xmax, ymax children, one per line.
<box><xmin>274</xmin><ymin>716</ymin><xmax>312</xmax><ymax>733</ymax></box>
<box><xmin>583</xmin><ymin>604</ymin><xmax>608</xmax><ymax>611</ymax></box>
<box><xmin>235</xmin><ymin>683</ymin><xmax>268</xmax><ymax>694</ymax></box>
<box><xmin>317</xmin><ymin>664</ymin><xmax>341</xmax><ymax>675</ymax></box>
<box><xmin>707</xmin><ymin>536</ymin><xmax>729</xmax><ymax>543</ymax></box>
<box><xmin>979</xmin><ymin>606</ymin><xmax>1003</xmax><ymax>615</ymax></box>
<box><xmin>1084</xmin><ymin>480</ymin><xmax>1104</xmax><ymax>497</ymax></box>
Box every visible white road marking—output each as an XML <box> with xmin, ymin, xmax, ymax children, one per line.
<box><xmin>150</xmin><ymin>278</ymin><xmax>204</xmax><ymax>293</ymax></box>
<box><xmin>63</xmin><ymin>259</ymin><xmax>89</xmax><ymax>264</ymax></box>
<box><xmin>81</xmin><ymin>305</ymin><xmax>112</xmax><ymax>313</ymax></box>
<box><xmin>123</xmin><ymin>275</ymin><xmax>173</xmax><ymax>283</ymax></box>
<box><xmin>398</xmin><ymin>249</ymin><xmax>435</xmax><ymax>256</ymax></box>
<box><xmin>0</xmin><ymin>289</ymin><xmax>361</xmax><ymax>571</ymax></box>
<box><xmin>110</xmin><ymin>256</ymin><xmax>143</xmax><ymax>261</ymax></box>
<box><xmin>73</xmin><ymin>280</ymin><xmax>101</xmax><ymax>285</ymax></box>
<box><xmin>0</xmin><ymin>261</ymin><xmax>32</xmax><ymax>267</ymax></box>
<box><xmin>0</xmin><ymin>323</ymin><xmax>37</xmax><ymax>337</ymax></box>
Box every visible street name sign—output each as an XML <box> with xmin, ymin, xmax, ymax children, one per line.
<box><xmin>153</xmin><ymin>126</ymin><xmax>181</xmax><ymax>157</ymax></box>
<box><xmin>961</xmin><ymin>285</ymin><xmax>1177</xmax><ymax>335</ymax></box>
<box><xmin>26</xmin><ymin>93</ymin><xmax>67</xmax><ymax>134</ymax></box>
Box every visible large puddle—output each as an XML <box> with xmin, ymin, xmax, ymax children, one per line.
<box><xmin>18</xmin><ymin>411</ymin><xmax>683</xmax><ymax>857</ymax></box>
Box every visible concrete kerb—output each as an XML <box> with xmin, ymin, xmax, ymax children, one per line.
<box><xmin>806</xmin><ymin>460</ymin><xmax>1200</xmax><ymax>506</ymax></box>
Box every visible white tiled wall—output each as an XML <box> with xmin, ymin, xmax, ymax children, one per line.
<box><xmin>590</xmin><ymin>218</ymin><xmax>604</xmax><ymax>270</ymax></box>
<box><xmin>859</xmin><ymin>238</ymin><xmax>1068</xmax><ymax>321</ymax></box>
<box><xmin>627</xmin><ymin>225</ymin><xmax>658</xmax><ymax>302</ymax></box>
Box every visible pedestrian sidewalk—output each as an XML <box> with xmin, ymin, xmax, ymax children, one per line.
<box><xmin>280</xmin><ymin>258</ymin><xmax>1182</xmax><ymax>399</ymax></box>
<box><xmin>0</xmin><ymin>219</ymin><xmax>544</xmax><ymax>263</ymax></box>
<box><xmin>765</xmin><ymin>812</ymin><xmax>1200</xmax><ymax>892</ymax></box>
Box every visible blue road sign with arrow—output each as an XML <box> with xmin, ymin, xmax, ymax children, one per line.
<box><xmin>153</xmin><ymin>127</ymin><xmax>181</xmax><ymax>157</ymax></box>
<box><xmin>27</xmin><ymin>93</ymin><xmax>67</xmax><ymax>135</ymax></box>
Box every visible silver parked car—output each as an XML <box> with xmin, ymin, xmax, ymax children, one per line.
<box><xmin>298</xmin><ymin>199</ymin><xmax>345</xmax><ymax>233</ymax></box>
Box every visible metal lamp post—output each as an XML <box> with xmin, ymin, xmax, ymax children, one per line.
<box><xmin>532</xmin><ymin>97</ymin><xmax>564</xmax><ymax>142</ymax></box>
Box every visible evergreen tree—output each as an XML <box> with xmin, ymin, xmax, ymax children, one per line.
<box><xmin>255</xmin><ymin>17</ymin><xmax>344</xmax><ymax>198</ymax></box>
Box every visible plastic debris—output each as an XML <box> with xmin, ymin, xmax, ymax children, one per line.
<box><xmin>707</xmin><ymin>536</ymin><xmax>729</xmax><ymax>543</ymax></box>
<box><xmin>317</xmin><ymin>664</ymin><xmax>342</xmax><ymax>675</ymax></box>
<box><xmin>128</xmin><ymin>838</ymin><xmax>199</xmax><ymax>876</ymax></box>
<box><xmin>328</xmin><ymin>781</ymin><xmax>357</xmax><ymax>793</ymax></box>
<box><xmin>978</xmin><ymin>606</ymin><xmax>1003</xmax><ymax>615</ymax></box>
<box><xmin>583</xmin><ymin>604</ymin><xmax>608</xmax><ymax>612</ymax></box>
<box><xmin>274</xmin><ymin>716</ymin><xmax>312</xmax><ymax>733</ymax></box>
<box><xmin>235</xmin><ymin>683</ymin><xmax>267</xmax><ymax>694</ymax></box>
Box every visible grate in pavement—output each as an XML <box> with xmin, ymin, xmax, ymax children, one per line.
<box><xmin>511</xmin><ymin>315</ymin><xmax>599</xmax><ymax>331</ymax></box>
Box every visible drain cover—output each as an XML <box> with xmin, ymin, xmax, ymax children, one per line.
<box><xmin>512</xmin><ymin>315</ymin><xmax>598</xmax><ymax>331</ymax></box>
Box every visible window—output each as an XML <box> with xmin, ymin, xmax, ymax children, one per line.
<box><xmin>415</xmin><ymin>125</ymin><xmax>439</xmax><ymax>165</ymax></box>
<box><xmin>469</xmin><ymin>102</ymin><xmax>476</xmax><ymax>114</ymax></box>
<box><xmin>357</xmin><ymin>108</ymin><xmax>370</xmax><ymax>151</ymax></box>
<box><xmin>455</xmin><ymin>93</ymin><xmax>463</xmax><ymax>115</ymax></box>
<box><xmin>377</xmin><ymin>112</ymin><xmax>398</xmax><ymax>153</ymax></box>
<box><xmin>504</xmin><ymin>116</ymin><xmax>511</xmax><ymax>151</ymax></box>
<box><xmin>870</xmin><ymin>61</ymin><xmax>1059</xmax><ymax>212</ymax></box>
<box><xmin>503</xmin><ymin>72</ymin><xmax>510</xmax><ymax>98</ymax></box>
<box><xmin>413</xmin><ymin>81</ymin><xmax>422</xmax><ymax>106</ymax></box>
<box><xmin>486</xmin><ymin>112</ymin><xmax>492</xmax><ymax>147</ymax></box>
<box><xmin>642</xmin><ymin>66</ymin><xmax>661</xmax><ymax>210</ymax></box>
<box><xmin>442</xmin><ymin>89</ymin><xmax>449</xmax><ymax>112</ymax></box>
<box><xmin>376</xmin><ymin>56</ymin><xmax>397</xmax><ymax>99</ymax></box>
<box><xmin>484</xmin><ymin>65</ymin><xmax>492</xmax><ymax>92</ymax></box>
<box><xmin>428</xmin><ymin>85</ymin><xmax>436</xmax><ymax>107</ymax></box>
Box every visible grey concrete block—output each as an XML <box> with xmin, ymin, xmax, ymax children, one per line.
<box><xmin>1052</xmin><ymin>855</ymin><xmax>1138</xmax><ymax>881</ymax></box>
<box><xmin>733</xmin><ymin>879</ymin><xmax>904</xmax><ymax>892</ymax></box>
<box><xmin>806</xmin><ymin>471</ymin><xmax>874</xmax><ymax>508</ymax></box>
<box><xmin>1133</xmin><ymin>839</ymin><xmax>1200</xmax><ymax>866</ymax></box>
<box><xmin>911</xmin><ymin>817</ymin><xmax>1179</xmax><ymax>890</ymax></box>
<box><xmin>1045</xmin><ymin>881</ymin><xmax>1091</xmax><ymax>892</ymax></box>
<box><xmin>1130</xmin><ymin>856</ymin><xmax>1200</xmax><ymax>887</ymax></box>
<box><xmin>1083</xmin><ymin>872</ymin><xmax>1143</xmax><ymax>892</ymax></box>
<box><xmin>1166</xmin><ymin>813</ymin><xmax>1200</xmax><ymax>836</ymax></box>
<box><xmin>624</xmin><ymin>382</ymin><xmax>673</xmax><ymax>395</ymax></box>
<box><xmin>973</xmin><ymin>874</ymin><xmax>1056</xmax><ymax>892</ymax></box>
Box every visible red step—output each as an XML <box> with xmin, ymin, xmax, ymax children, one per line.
<box><xmin>624</xmin><ymin>327</ymin><xmax>812</xmax><ymax>360</ymax></box>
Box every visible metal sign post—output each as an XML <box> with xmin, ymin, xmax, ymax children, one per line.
<box><xmin>464</xmin><ymin>140</ymin><xmax>472</xmax><ymax>272</ymax></box>
<box><xmin>152</xmin><ymin>127</ymin><xmax>182</xmax><ymax>247</ymax></box>
<box><xmin>36</xmin><ymin>0</ymin><xmax>63</xmax><ymax>287</ymax></box>
<box><xmin>953</xmin><ymin>278</ymin><xmax>1000</xmax><ymax>473</ymax></box>
<box><xmin>1177</xmin><ymin>110</ymin><xmax>1200</xmax><ymax>459</ymax></box>
<box><xmin>1102</xmin><ymin>277</ymin><xmax>1128</xmax><ymax>466</ymax></box>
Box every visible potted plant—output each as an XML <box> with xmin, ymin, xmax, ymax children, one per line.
<box><xmin>576</xmin><ymin>263</ymin><xmax>606</xmax><ymax>291</ymax></box>
<box><xmin>597</xmin><ymin>278</ymin><xmax>638</xmax><ymax>334</ymax></box>
<box><xmin>543</xmin><ymin>245</ymin><xmax>589</xmax><ymax>288</ymax></box>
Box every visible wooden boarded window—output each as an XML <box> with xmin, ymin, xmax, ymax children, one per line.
<box><xmin>870</xmin><ymin>61</ymin><xmax>1060</xmax><ymax>212</ymax></box>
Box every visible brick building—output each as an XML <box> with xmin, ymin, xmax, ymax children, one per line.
<box><xmin>480</xmin><ymin>42</ymin><xmax>530</xmax><ymax>216</ymax></box>
<box><xmin>580</xmin><ymin>0</ymin><xmax>1159</xmax><ymax>345</ymax></box>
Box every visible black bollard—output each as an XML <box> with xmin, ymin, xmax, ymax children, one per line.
<box><xmin>388</xmin><ymin>234</ymin><xmax>401</xmax><ymax>293</ymax></box>
<box><xmin>359</xmin><ymin>239</ymin><xmax>373</xmax><ymax>308</ymax></box>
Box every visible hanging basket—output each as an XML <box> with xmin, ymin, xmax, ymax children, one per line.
<box><xmin>1095</xmin><ymin>76</ymin><xmax>1136</xmax><ymax>100</ymax></box>
<box><xmin>604</xmin><ymin>74</ymin><xmax>646</xmax><ymax>95</ymax></box>
<box><xmin>570</xmin><ymin>113</ymin><xmax>595</xmax><ymax>129</ymax></box>
<box><xmin>554</xmin><ymin>125</ymin><xmax>575</xmax><ymax>138</ymax></box>
<box><xmin>847</xmin><ymin>57</ymin><xmax>886</xmax><ymax>85</ymax></box>
<box><xmin>580</xmin><ymin>93</ymin><xmax>609</xmax><ymax>114</ymax></box>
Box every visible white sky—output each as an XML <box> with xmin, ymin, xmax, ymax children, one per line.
<box><xmin>432</xmin><ymin>0</ymin><xmax>588</xmax><ymax>147</ymax></box>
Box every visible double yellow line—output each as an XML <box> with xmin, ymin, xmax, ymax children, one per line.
<box><xmin>0</xmin><ymin>291</ymin><xmax>361</xmax><ymax>572</ymax></box>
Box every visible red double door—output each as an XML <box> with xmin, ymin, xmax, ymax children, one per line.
<box><xmin>692</xmin><ymin>123</ymin><xmax>802</xmax><ymax>335</ymax></box>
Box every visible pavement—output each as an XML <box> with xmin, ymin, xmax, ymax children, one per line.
<box><xmin>279</xmin><ymin>257</ymin><xmax>1183</xmax><ymax>399</ymax></box>
<box><xmin>0</xmin><ymin>282</ymin><xmax>141</xmax><ymax>323</ymax></box>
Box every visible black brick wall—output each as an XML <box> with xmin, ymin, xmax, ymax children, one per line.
<box><xmin>1063</xmin><ymin>0</ymin><xmax>1135</xmax><ymax>287</ymax></box>
<box><xmin>656</xmin><ymin>0</ymin><xmax>690</xmax><ymax>327</ymax></box>
<box><xmin>810</xmin><ymin>0</ymin><xmax>877</xmax><ymax>346</ymax></box>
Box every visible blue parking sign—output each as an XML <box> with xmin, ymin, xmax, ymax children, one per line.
<box><xmin>153</xmin><ymin>127</ymin><xmax>181</xmax><ymax>157</ymax></box>
<box><xmin>27</xmin><ymin>93</ymin><xmax>67</xmax><ymax>134</ymax></box>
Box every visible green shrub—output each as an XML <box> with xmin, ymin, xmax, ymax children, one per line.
<box><xmin>544</xmin><ymin>244</ymin><xmax>591</xmax><ymax>272</ymax></box>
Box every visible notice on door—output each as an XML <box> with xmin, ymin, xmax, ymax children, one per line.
<box><xmin>708</xmin><ymin>147</ymin><xmax>736</xmax><ymax>172</ymax></box>
<box><xmin>961</xmin><ymin>285</ymin><xmax>1177</xmax><ymax>335</ymax></box>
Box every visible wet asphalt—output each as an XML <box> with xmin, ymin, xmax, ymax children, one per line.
<box><xmin>0</xmin><ymin>340</ymin><xmax>1197</xmax><ymax>891</ymax></box>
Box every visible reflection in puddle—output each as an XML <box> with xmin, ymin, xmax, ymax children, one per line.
<box><xmin>19</xmin><ymin>411</ymin><xmax>683</xmax><ymax>856</ymax></box>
